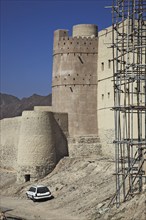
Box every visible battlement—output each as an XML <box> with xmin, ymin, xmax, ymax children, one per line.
<box><xmin>53</xmin><ymin>36</ymin><xmax>98</xmax><ymax>55</ymax></box>
<box><xmin>53</xmin><ymin>24</ymin><xmax>98</xmax><ymax>55</ymax></box>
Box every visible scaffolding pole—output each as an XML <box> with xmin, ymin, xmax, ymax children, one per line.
<box><xmin>111</xmin><ymin>0</ymin><xmax>146</xmax><ymax>207</ymax></box>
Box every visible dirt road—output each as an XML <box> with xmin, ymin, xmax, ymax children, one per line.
<box><xmin>0</xmin><ymin>196</ymin><xmax>85</xmax><ymax>220</ymax></box>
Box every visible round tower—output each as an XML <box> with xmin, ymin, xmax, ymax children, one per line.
<box><xmin>73</xmin><ymin>24</ymin><xmax>97</xmax><ymax>37</ymax></box>
<box><xmin>52</xmin><ymin>24</ymin><xmax>98</xmax><ymax>136</ymax></box>
<box><xmin>17</xmin><ymin>111</ymin><xmax>56</xmax><ymax>182</ymax></box>
<box><xmin>52</xmin><ymin>24</ymin><xmax>100</xmax><ymax>156</ymax></box>
<box><xmin>52</xmin><ymin>24</ymin><xmax>99</xmax><ymax>156</ymax></box>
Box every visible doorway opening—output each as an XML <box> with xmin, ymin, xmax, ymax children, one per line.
<box><xmin>24</xmin><ymin>174</ymin><xmax>30</xmax><ymax>182</ymax></box>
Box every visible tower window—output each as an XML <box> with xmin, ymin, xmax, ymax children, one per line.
<box><xmin>102</xmin><ymin>94</ymin><xmax>104</xmax><ymax>100</ymax></box>
<box><xmin>134</xmin><ymin>87</ymin><xmax>137</xmax><ymax>95</ymax></box>
<box><xmin>108</xmin><ymin>60</ymin><xmax>111</xmax><ymax>69</ymax></box>
<box><xmin>108</xmin><ymin>92</ymin><xmax>110</xmax><ymax>98</ymax></box>
<box><xmin>101</xmin><ymin>62</ymin><xmax>104</xmax><ymax>71</ymax></box>
<box><xmin>70</xmin><ymin>87</ymin><xmax>73</xmax><ymax>92</ymax></box>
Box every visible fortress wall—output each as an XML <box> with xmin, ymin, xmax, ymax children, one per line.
<box><xmin>52</xmin><ymin>25</ymin><xmax>98</xmax><ymax>138</ymax></box>
<box><xmin>97</xmin><ymin>25</ymin><xmax>145</xmax><ymax>157</ymax></box>
<box><xmin>52</xmin><ymin>112</ymin><xmax>68</xmax><ymax>162</ymax></box>
<box><xmin>0</xmin><ymin>117</ymin><xmax>21</xmax><ymax>169</ymax></box>
<box><xmin>34</xmin><ymin>106</ymin><xmax>53</xmax><ymax>112</ymax></box>
<box><xmin>53</xmin><ymin>112</ymin><xmax>68</xmax><ymax>138</ymax></box>
<box><xmin>52</xmin><ymin>85</ymin><xmax>98</xmax><ymax>137</ymax></box>
<box><xmin>97</xmin><ymin>27</ymin><xmax>115</xmax><ymax>157</ymax></box>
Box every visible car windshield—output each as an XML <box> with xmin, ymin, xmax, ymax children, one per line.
<box><xmin>37</xmin><ymin>187</ymin><xmax>49</xmax><ymax>193</ymax></box>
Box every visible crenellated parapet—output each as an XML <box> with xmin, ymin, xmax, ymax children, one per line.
<box><xmin>53</xmin><ymin>36</ymin><xmax>98</xmax><ymax>55</ymax></box>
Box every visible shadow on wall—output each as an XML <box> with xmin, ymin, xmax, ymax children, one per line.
<box><xmin>52</xmin><ymin>112</ymin><xmax>69</xmax><ymax>162</ymax></box>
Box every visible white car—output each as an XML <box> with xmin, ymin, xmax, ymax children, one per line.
<box><xmin>26</xmin><ymin>185</ymin><xmax>52</xmax><ymax>202</ymax></box>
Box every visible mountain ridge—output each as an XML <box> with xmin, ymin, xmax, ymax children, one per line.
<box><xmin>0</xmin><ymin>93</ymin><xmax>52</xmax><ymax>120</ymax></box>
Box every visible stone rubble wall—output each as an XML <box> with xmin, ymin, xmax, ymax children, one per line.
<box><xmin>68</xmin><ymin>136</ymin><xmax>102</xmax><ymax>158</ymax></box>
<box><xmin>0</xmin><ymin>117</ymin><xmax>21</xmax><ymax>169</ymax></box>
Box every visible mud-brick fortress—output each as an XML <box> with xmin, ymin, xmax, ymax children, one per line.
<box><xmin>0</xmin><ymin>24</ymin><xmax>145</xmax><ymax>182</ymax></box>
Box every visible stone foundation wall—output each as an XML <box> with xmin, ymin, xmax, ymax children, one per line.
<box><xmin>68</xmin><ymin>136</ymin><xmax>102</xmax><ymax>158</ymax></box>
<box><xmin>98</xmin><ymin>128</ymin><xmax>115</xmax><ymax>158</ymax></box>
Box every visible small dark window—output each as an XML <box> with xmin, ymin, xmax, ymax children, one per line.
<box><xmin>78</xmin><ymin>56</ymin><xmax>84</xmax><ymax>64</ymax></box>
<box><xmin>108</xmin><ymin>92</ymin><xmax>110</xmax><ymax>98</ymax></box>
<box><xmin>108</xmin><ymin>60</ymin><xmax>111</xmax><ymax>69</ymax></box>
<box><xmin>102</xmin><ymin>94</ymin><xmax>104</xmax><ymax>100</ymax></box>
<box><xmin>134</xmin><ymin>87</ymin><xmax>137</xmax><ymax>95</ymax></box>
<box><xmin>101</xmin><ymin>62</ymin><xmax>104</xmax><ymax>71</ymax></box>
<box><xmin>25</xmin><ymin>174</ymin><xmax>30</xmax><ymax>182</ymax></box>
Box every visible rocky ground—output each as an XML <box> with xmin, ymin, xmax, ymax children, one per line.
<box><xmin>0</xmin><ymin>156</ymin><xmax>146</xmax><ymax>220</ymax></box>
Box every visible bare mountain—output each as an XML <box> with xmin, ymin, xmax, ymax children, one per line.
<box><xmin>0</xmin><ymin>93</ymin><xmax>52</xmax><ymax>120</ymax></box>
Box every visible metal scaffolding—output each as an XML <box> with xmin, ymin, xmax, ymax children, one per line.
<box><xmin>111</xmin><ymin>0</ymin><xmax>146</xmax><ymax>207</ymax></box>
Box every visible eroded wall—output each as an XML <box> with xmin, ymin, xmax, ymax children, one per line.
<box><xmin>0</xmin><ymin>117</ymin><xmax>21</xmax><ymax>169</ymax></box>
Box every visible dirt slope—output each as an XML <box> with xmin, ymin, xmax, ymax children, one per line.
<box><xmin>0</xmin><ymin>157</ymin><xmax>145</xmax><ymax>220</ymax></box>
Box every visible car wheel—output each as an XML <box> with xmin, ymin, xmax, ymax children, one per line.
<box><xmin>32</xmin><ymin>196</ymin><xmax>36</xmax><ymax>202</ymax></box>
